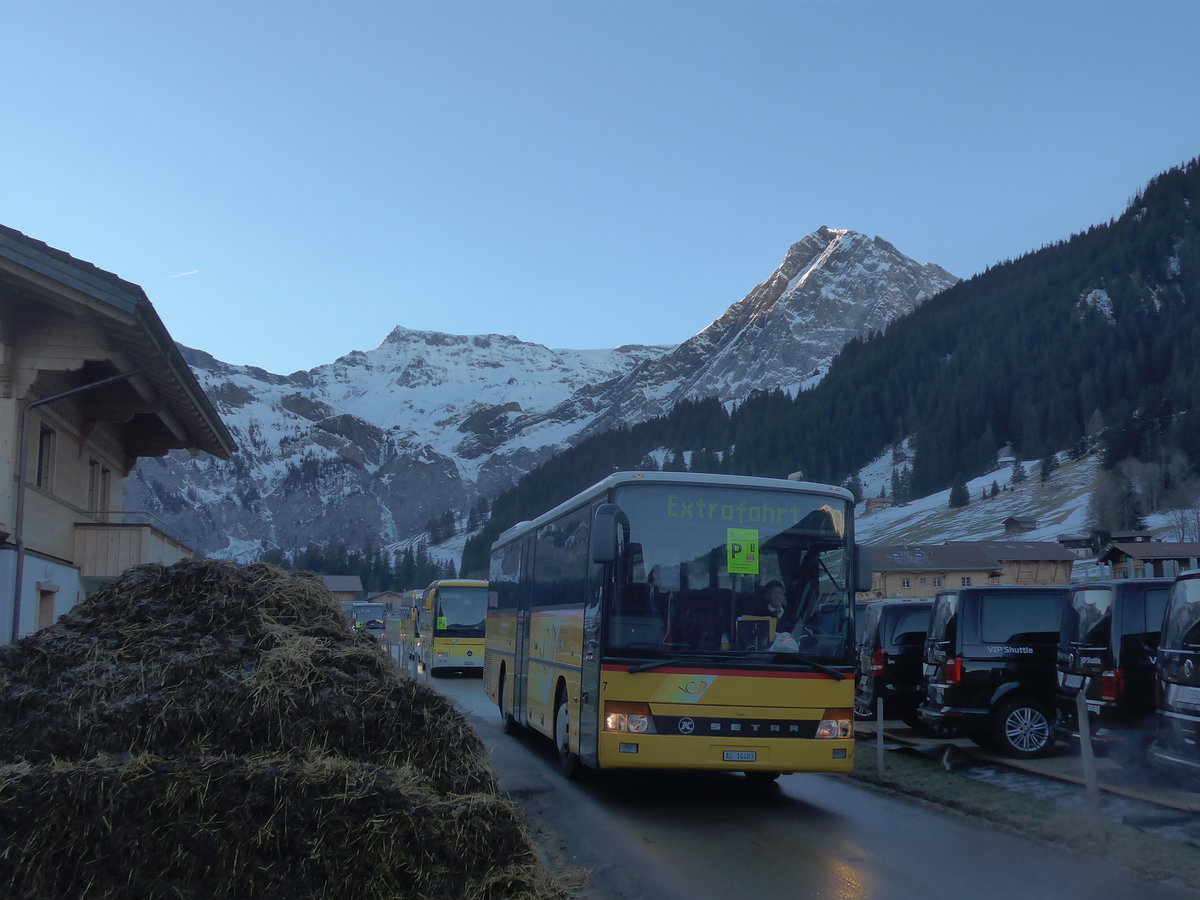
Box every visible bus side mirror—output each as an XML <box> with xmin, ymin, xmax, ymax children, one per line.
<box><xmin>591</xmin><ymin>504</ymin><xmax>619</xmax><ymax>563</ymax></box>
<box><xmin>855</xmin><ymin>544</ymin><xmax>873</xmax><ymax>593</ymax></box>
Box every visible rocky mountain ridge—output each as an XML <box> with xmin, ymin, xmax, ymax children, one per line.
<box><xmin>127</xmin><ymin>227</ymin><xmax>957</xmax><ymax>561</ymax></box>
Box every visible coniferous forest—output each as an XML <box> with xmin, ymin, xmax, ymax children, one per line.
<box><xmin>461</xmin><ymin>156</ymin><xmax>1200</xmax><ymax>576</ymax></box>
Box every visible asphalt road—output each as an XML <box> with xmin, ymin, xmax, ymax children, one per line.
<box><xmin>429</xmin><ymin>674</ymin><xmax>1200</xmax><ymax>900</ymax></box>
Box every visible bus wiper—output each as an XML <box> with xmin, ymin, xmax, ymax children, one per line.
<box><xmin>627</xmin><ymin>654</ymin><xmax>727</xmax><ymax>674</ymax></box>
<box><xmin>742</xmin><ymin>651</ymin><xmax>846</xmax><ymax>680</ymax></box>
<box><xmin>792</xmin><ymin>655</ymin><xmax>846</xmax><ymax>680</ymax></box>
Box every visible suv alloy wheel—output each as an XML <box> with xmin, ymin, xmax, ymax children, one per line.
<box><xmin>993</xmin><ymin>698</ymin><xmax>1054</xmax><ymax>758</ymax></box>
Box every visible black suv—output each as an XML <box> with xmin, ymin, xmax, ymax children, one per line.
<box><xmin>1054</xmin><ymin>578</ymin><xmax>1172</xmax><ymax>766</ymax></box>
<box><xmin>855</xmin><ymin>599</ymin><xmax>933</xmax><ymax>726</ymax></box>
<box><xmin>918</xmin><ymin>585</ymin><xmax>1068</xmax><ymax>758</ymax></box>
<box><xmin>1149</xmin><ymin>569</ymin><xmax>1200</xmax><ymax>782</ymax></box>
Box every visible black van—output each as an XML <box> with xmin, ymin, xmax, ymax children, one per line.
<box><xmin>854</xmin><ymin>599</ymin><xmax>933</xmax><ymax>725</ymax></box>
<box><xmin>918</xmin><ymin>585</ymin><xmax>1068</xmax><ymax>758</ymax></box>
<box><xmin>1054</xmin><ymin>578</ymin><xmax>1172</xmax><ymax>765</ymax></box>
<box><xmin>1149</xmin><ymin>569</ymin><xmax>1200</xmax><ymax>782</ymax></box>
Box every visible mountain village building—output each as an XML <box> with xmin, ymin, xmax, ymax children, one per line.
<box><xmin>1003</xmin><ymin>516</ymin><xmax>1038</xmax><ymax>534</ymax></box>
<box><xmin>1099</xmin><ymin>541</ymin><xmax>1200</xmax><ymax>579</ymax></box>
<box><xmin>1</xmin><ymin>225</ymin><xmax>235</xmax><ymax>642</ymax></box>
<box><xmin>1056</xmin><ymin>533</ymin><xmax>1094</xmax><ymax>558</ymax></box>
<box><xmin>867</xmin><ymin>541</ymin><xmax>1078</xmax><ymax>599</ymax></box>
<box><xmin>321</xmin><ymin>574</ymin><xmax>365</xmax><ymax>605</ymax></box>
<box><xmin>367</xmin><ymin>589</ymin><xmax>406</xmax><ymax>613</ymax></box>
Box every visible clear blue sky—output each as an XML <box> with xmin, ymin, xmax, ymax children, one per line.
<box><xmin>5</xmin><ymin>1</ymin><xmax>1199</xmax><ymax>374</ymax></box>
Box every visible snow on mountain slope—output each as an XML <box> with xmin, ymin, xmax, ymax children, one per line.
<box><xmin>856</xmin><ymin>454</ymin><xmax>1101</xmax><ymax>547</ymax></box>
<box><xmin>128</xmin><ymin>227</ymin><xmax>957</xmax><ymax>561</ymax></box>
<box><xmin>575</xmin><ymin>227</ymin><xmax>958</xmax><ymax>434</ymax></box>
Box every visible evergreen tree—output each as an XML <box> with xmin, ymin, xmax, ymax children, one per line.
<box><xmin>1039</xmin><ymin>453</ymin><xmax>1058</xmax><ymax>481</ymax></box>
<box><xmin>1010</xmin><ymin>459</ymin><xmax>1027</xmax><ymax>486</ymax></box>
<box><xmin>425</xmin><ymin>518</ymin><xmax>439</xmax><ymax>544</ymax></box>
<box><xmin>662</xmin><ymin>449</ymin><xmax>686</xmax><ymax>472</ymax></box>
<box><xmin>844</xmin><ymin>473</ymin><xmax>864</xmax><ymax>503</ymax></box>
<box><xmin>397</xmin><ymin>545</ymin><xmax>416</xmax><ymax>589</ymax></box>
<box><xmin>949</xmin><ymin>478</ymin><xmax>970</xmax><ymax>508</ymax></box>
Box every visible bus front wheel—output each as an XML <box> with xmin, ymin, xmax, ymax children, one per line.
<box><xmin>555</xmin><ymin>691</ymin><xmax>582</xmax><ymax>780</ymax></box>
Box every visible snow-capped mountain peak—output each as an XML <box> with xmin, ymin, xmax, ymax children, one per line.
<box><xmin>129</xmin><ymin>227</ymin><xmax>957</xmax><ymax>561</ymax></box>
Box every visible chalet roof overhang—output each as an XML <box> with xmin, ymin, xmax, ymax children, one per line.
<box><xmin>0</xmin><ymin>225</ymin><xmax>235</xmax><ymax>461</ymax></box>
<box><xmin>969</xmin><ymin>541</ymin><xmax>1080</xmax><ymax>563</ymax></box>
<box><xmin>870</xmin><ymin>543</ymin><xmax>1004</xmax><ymax>573</ymax></box>
<box><xmin>1101</xmin><ymin>542</ymin><xmax>1200</xmax><ymax>564</ymax></box>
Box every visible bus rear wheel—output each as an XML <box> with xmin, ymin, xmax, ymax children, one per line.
<box><xmin>555</xmin><ymin>691</ymin><xmax>582</xmax><ymax>780</ymax></box>
<box><xmin>498</xmin><ymin>671</ymin><xmax>518</xmax><ymax>735</ymax></box>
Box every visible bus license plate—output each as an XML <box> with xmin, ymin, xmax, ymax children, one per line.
<box><xmin>723</xmin><ymin>751</ymin><xmax>756</xmax><ymax>762</ymax></box>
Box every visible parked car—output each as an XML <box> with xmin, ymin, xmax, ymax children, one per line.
<box><xmin>918</xmin><ymin>585</ymin><xmax>1069</xmax><ymax>758</ymax></box>
<box><xmin>1054</xmin><ymin>578</ymin><xmax>1172</xmax><ymax>766</ymax></box>
<box><xmin>1148</xmin><ymin>569</ymin><xmax>1200</xmax><ymax>782</ymax></box>
<box><xmin>854</xmin><ymin>599</ymin><xmax>933</xmax><ymax>726</ymax></box>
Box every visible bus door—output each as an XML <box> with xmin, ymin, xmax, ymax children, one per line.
<box><xmin>513</xmin><ymin>534</ymin><xmax>534</xmax><ymax>726</ymax></box>
<box><xmin>578</xmin><ymin>499</ymin><xmax>609</xmax><ymax>767</ymax></box>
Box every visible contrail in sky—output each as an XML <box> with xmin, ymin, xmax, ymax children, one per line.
<box><xmin>168</xmin><ymin>270</ymin><xmax>199</xmax><ymax>278</ymax></box>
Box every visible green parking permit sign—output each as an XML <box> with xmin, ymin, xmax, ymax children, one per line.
<box><xmin>727</xmin><ymin>528</ymin><xmax>760</xmax><ymax>574</ymax></box>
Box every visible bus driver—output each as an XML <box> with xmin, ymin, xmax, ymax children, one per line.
<box><xmin>763</xmin><ymin>580</ymin><xmax>801</xmax><ymax>633</ymax></box>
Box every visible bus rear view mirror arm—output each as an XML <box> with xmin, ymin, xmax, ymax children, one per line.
<box><xmin>591</xmin><ymin>503</ymin><xmax>621</xmax><ymax>564</ymax></box>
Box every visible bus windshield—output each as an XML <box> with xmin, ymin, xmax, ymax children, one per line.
<box><xmin>604</xmin><ymin>484</ymin><xmax>853</xmax><ymax>666</ymax></box>
<box><xmin>435</xmin><ymin>586</ymin><xmax>488</xmax><ymax>637</ymax></box>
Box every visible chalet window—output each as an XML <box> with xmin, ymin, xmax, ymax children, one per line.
<box><xmin>88</xmin><ymin>460</ymin><xmax>100</xmax><ymax>512</ymax></box>
<box><xmin>99</xmin><ymin>467</ymin><xmax>111</xmax><ymax>521</ymax></box>
<box><xmin>36</xmin><ymin>426</ymin><xmax>56</xmax><ymax>490</ymax></box>
<box><xmin>87</xmin><ymin>461</ymin><xmax>112</xmax><ymax>520</ymax></box>
<box><xmin>38</xmin><ymin>590</ymin><xmax>56</xmax><ymax>630</ymax></box>
<box><xmin>901</xmin><ymin>577</ymin><xmax>911</xmax><ymax>589</ymax></box>
<box><xmin>932</xmin><ymin>577</ymin><xmax>943</xmax><ymax>588</ymax></box>
<box><xmin>961</xmin><ymin>576</ymin><xmax>972</xmax><ymax>587</ymax></box>
<box><xmin>919</xmin><ymin>577</ymin><xmax>927</xmax><ymax>585</ymax></box>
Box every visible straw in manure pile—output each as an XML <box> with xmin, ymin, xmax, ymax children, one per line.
<box><xmin>0</xmin><ymin>559</ymin><xmax>563</xmax><ymax>899</ymax></box>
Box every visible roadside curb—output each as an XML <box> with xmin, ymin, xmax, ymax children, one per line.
<box><xmin>856</xmin><ymin>719</ymin><xmax>1200</xmax><ymax>814</ymax></box>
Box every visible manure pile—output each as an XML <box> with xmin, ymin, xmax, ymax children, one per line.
<box><xmin>0</xmin><ymin>559</ymin><xmax>562</xmax><ymax>900</ymax></box>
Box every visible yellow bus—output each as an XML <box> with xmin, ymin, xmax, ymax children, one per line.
<box><xmin>483</xmin><ymin>471</ymin><xmax>873</xmax><ymax>780</ymax></box>
<box><xmin>415</xmin><ymin>578</ymin><xmax>488</xmax><ymax>676</ymax></box>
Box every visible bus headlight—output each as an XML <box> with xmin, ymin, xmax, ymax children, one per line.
<box><xmin>816</xmin><ymin>709</ymin><xmax>853</xmax><ymax>739</ymax></box>
<box><xmin>604</xmin><ymin>702</ymin><xmax>655</xmax><ymax>734</ymax></box>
